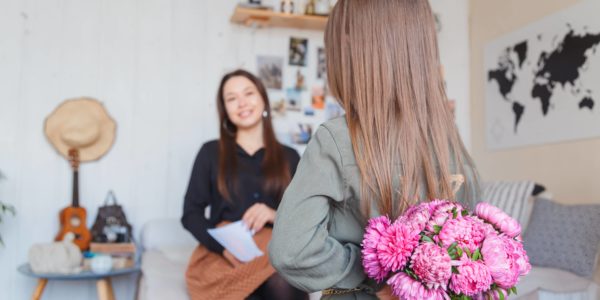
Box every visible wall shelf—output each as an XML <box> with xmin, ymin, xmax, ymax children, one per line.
<box><xmin>230</xmin><ymin>6</ymin><xmax>328</xmax><ymax>31</ymax></box>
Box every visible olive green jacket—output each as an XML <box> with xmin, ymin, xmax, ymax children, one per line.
<box><xmin>269</xmin><ymin>116</ymin><xmax>478</xmax><ymax>299</ymax></box>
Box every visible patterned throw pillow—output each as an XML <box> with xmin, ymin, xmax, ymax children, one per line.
<box><xmin>523</xmin><ymin>198</ymin><xmax>600</xmax><ymax>278</ymax></box>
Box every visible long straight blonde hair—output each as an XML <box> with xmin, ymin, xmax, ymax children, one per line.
<box><xmin>325</xmin><ymin>0</ymin><xmax>478</xmax><ymax>218</ymax></box>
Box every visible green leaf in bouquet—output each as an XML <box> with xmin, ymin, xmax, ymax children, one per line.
<box><xmin>433</xmin><ymin>225</ymin><xmax>443</xmax><ymax>234</ymax></box>
<box><xmin>448</xmin><ymin>249</ymin><xmax>458</xmax><ymax>260</ymax></box>
<box><xmin>404</xmin><ymin>268</ymin><xmax>418</xmax><ymax>280</ymax></box>
<box><xmin>453</xmin><ymin>210</ymin><xmax>458</xmax><ymax>219</ymax></box>
<box><xmin>461</xmin><ymin>210</ymin><xmax>468</xmax><ymax>217</ymax></box>
<box><xmin>472</xmin><ymin>248</ymin><xmax>481</xmax><ymax>260</ymax></box>
<box><xmin>498</xmin><ymin>289</ymin><xmax>505</xmax><ymax>300</ymax></box>
<box><xmin>452</xmin><ymin>266</ymin><xmax>459</xmax><ymax>274</ymax></box>
<box><xmin>448</xmin><ymin>241</ymin><xmax>458</xmax><ymax>250</ymax></box>
<box><xmin>511</xmin><ymin>287</ymin><xmax>518</xmax><ymax>295</ymax></box>
<box><xmin>457</xmin><ymin>247</ymin><xmax>463</xmax><ymax>257</ymax></box>
<box><xmin>421</xmin><ymin>235</ymin><xmax>434</xmax><ymax>243</ymax></box>
<box><xmin>464</xmin><ymin>247</ymin><xmax>472</xmax><ymax>258</ymax></box>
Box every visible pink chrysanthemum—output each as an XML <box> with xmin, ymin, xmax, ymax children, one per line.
<box><xmin>387</xmin><ymin>273</ymin><xmax>450</xmax><ymax>300</ymax></box>
<box><xmin>400</xmin><ymin>202</ymin><xmax>431</xmax><ymax>232</ymax></box>
<box><xmin>481</xmin><ymin>234</ymin><xmax>520</xmax><ymax>288</ymax></box>
<box><xmin>438</xmin><ymin>216</ymin><xmax>491</xmax><ymax>253</ymax></box>
<box><xmin>377</xmin><ymin>221</ymin><xmax>420</xmax><ymax>272</ymax></box>
<box><xmin>449</xmin><ymin>256</ymin><xmax>493</xmax><ymax>296</ymax></box>
<box><xmin>426</xmin><ymin>200</ymin><xmax>464</xmax><ymax>232</ymax></box>
<box><xmin>361</xmin><ymin>216</ymin><xmax>391</xmax><ymax>282</ymax></box>
<box><xmin>475</xmin><ymin>202</ymin><xmax>521</xmax><ymax>237</ymax></box>
<box><xmin>410</xmin><ymin>243</ymin><xmax>452</xmax><ymax>289</ymax></box>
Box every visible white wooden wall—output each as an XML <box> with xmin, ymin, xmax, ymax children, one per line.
<box><xmin>0</xmin><ymin>0</ymin><xmax>469</xmax><ymax>299</ymax></box>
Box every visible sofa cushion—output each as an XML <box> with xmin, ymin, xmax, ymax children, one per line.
<box><xmin>139</xmin><ymin>250</ymin><xmax>192</xmax><ymax>300</ymax></box>
<box><xmin>523</xmin><ymin>198</ymin><xmax>600</xmax><ymax>277</ymax></box>
<box><xmin>481</xmin><ymin>181</ymin><xmax>537</xmax><ymax>231</ymax></box>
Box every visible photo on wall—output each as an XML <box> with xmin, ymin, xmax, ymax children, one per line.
<box><xmin>289</xmin><ymin>37</ymin><xmax>308</xmax><ymax>66</ymax></box>
<box><xmin>269</xmin><ymin>91</ymin><xmax>286</xmax><ymax>118</ymax></box>
<box><xmin>286</xmin><ymin>88</ymin><xmax>303</xmax><ymax>112</ymax></box>
<box><xmin>311</xmin><ymin>86</ymin><xmax>325</xmax><ymax>110</ymax></box>
<box><xmin>291</xmin><ymin>123</ymin><xmax>313</xmax><ymax>145</ymax></box>
<box><xmin>295</xmin><ymin>68</ymin><xmax>307</xmax><ymax>90</ymax></box>
<box><xmin>317</xmin><ymin>47</ymin><xmax>326</xmax><ymax>79</ymax></box>
<box><xmin>304</xmin><ymin>106</ymin><xmax>315</xmax><ymax>116</ymax></box>
<box><xmin>257</xmin><ymin>56</ymin><xmax>283</xmax><ymax>90</ymax></box>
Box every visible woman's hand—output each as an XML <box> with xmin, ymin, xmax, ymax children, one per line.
<box><xmin>223</xmin><ymin>249</ymin><xmax>243</xmax><ymax>267</ymax></box>
<box><xmin>242</xmin><ymin>203</ymin><xmax>276</xmax><ymax>233</ymax></box>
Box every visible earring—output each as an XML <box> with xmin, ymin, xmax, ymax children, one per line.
<box><xmin>262</xmin><ymin>110</ymin><xmax>269</xmax><ymax>118</ymax></box>
<box><xmin>222</xmin><ymin>119</ymin><xmax>235</xmax><ymax>136</ymax></box>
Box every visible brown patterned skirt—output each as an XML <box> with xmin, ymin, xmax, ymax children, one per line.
<box><xmin>185</xmin><ymin>226</ymin><xmax>275</xmax><ymax>300</ymax></box>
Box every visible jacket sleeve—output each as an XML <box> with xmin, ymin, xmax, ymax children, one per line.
<box><xmin>269</xmin><ymin>127</ymin><xmax>366</xmax><ymax>292</ymax></box>
<box><xmin>181</xmin><ymin>144</ymin><xmax>225</xmax><ymax>253</ymax></box>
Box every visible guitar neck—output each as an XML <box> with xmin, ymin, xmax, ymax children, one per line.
<box><xmin>72</xmin><ymin>169</ymin><xmax>79</xmax><ymax>208</ymax></box>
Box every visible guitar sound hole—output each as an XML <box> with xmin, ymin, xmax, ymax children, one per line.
<box><xmin>70</xmin><ymin>216</ymin><xmax>81</xmax><ymax>227</ymax></box>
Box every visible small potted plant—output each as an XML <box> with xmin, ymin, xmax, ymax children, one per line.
<box><xmin>0</xmin><ymin>170</ymin><xmax>15</xmax><ymax>246</ymax></box>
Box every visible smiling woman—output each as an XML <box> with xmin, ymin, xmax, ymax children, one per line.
<box><xmin>181</xmin><ymin>70</ymin><xmax>307</xmax><ymax>300</ymax></box>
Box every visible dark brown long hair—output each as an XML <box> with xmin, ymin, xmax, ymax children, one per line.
<box><xmin>325</xmin><ymin>0</ymin><xmax>479</xmax><ymax>218</ymax></box>
<box><xmin>216</xmin><ymin>69</ymin><xmax>291</xmax><ymax>202</ymax></box>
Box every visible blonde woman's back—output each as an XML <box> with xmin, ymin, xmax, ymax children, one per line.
<box><xmin>269</xmin><ymin>117</ymin><xmax>479</xmax><ymax>299</ymax></box>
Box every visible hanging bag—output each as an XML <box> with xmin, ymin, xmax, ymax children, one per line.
<box><xmin>91</xmin><ymin>191</ymin><xmax>133</xmax><ymax>243</ymax></box>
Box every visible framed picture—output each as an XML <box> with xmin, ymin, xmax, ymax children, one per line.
<box><xmin>286</xmin><ymin>88</ymin><xmax>303</xmax><ymax>111</ymax></box>
<box><xmin>289</xmin><ymin>37</ymin><xmax>308</xmax><ymax>66</ymax></box>
<box><xmin>317</xmin><ymin>47</ymin><xmax>326</xmax><ymax>79</ymax></box>
<box><xmin>257</xmin><ymin>56</ymin><xmax>283</xmax><ymax>90</ymax></box>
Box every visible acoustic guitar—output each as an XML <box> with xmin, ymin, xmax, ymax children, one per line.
<box><xmin>55</xmin><ymin>148</ymin><xmax>92</xmax><ymax>250</ymax></box>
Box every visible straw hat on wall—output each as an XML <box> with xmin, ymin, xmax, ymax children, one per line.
<box><xmin>44</xmin><ymin>97</ymin><xmax>116</xmax><ymax>162</ymax></box>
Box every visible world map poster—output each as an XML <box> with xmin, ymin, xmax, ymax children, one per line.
<box><xmin>485</xmin><ymin>0</ymin><xmax>600</xmax><ymax>149</ymax></box>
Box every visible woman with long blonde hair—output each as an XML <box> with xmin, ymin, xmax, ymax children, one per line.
<box><xmin>269</xmin><ymin>0</ymin><xmax>480</xmax><ymax>298</ymax></box>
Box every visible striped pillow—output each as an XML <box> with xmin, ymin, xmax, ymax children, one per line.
<box><xmin>481</xmin><ymin>181</ymin><xmax>536</xmax><ymax>231</ymax></box>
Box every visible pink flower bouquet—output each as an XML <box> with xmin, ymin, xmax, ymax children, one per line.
<box><xmin>361</xmin><ymin>200</ymin><xmax>531</xmax><ymax>300</ymax></box>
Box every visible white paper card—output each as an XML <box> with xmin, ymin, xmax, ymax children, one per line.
<box><xmin>207</xmin><ymin>221</ymin><xmax>264</xmax><ymax>262</ymax></box>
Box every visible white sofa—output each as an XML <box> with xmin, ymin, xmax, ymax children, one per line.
<box><xmin>138</xmin><ymin>218</ymin><xmax>196</xmax><ymax>300</ymax></box>
<box><xmin>515</xmin><ymin>267</ymin><xmax>599</xmax><ymax>299</ymax></box>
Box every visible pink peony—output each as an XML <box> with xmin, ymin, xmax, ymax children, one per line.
<box><xmin>438</xmin><ymin>216</ymin><xmax>492</xmax><ymax>253</ymax></box>
<box><xmin>475</xmin><ymin>202</ymin><xmax>521</xmax><ymax>237</ymax></box>
<box><xmin>400</xmin><ymin>202</ymin><xmax>431</xmax><ymax>232</ymax></box>
<box><xmin>410</xmin><ymin>243</ymin><xmax>452</xmax><ymax>289</ymax></box>
<box><xmin>426</xmin><ymin>200</ymin><xmax>464</xmax><ymax>232</ymax></box>
<box><xmin>449</xmin><ymin>256</ymin><xmax>493</xmax><ymax>296</ymax></box>
<box><xmin>377</xmin><ymin>221</ymin><xmax>421</xmax><ymax>272</ymax></box>
<box><xmin>428</xmin><ymin>199</ymin><xmax>464</xmax><ymax>216</ymax></box>
<box><xmin>387</xmin><ymin>272</ymin><xmax>450</xmax><ymax>300</ymax></box>
<box><xmin>481</xmin><ymin>234</ymin><xmax>520</xmax><ymax>288</ymax></box>
<box><xmin>505</xmin><ymin>236</ymin><xmax>532</xmax><ymax>276</ymax></box>
<box><xmin>361</xmin><ymin>216</ymin><xmax>391</xmax><ymax>282</ymax></box>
